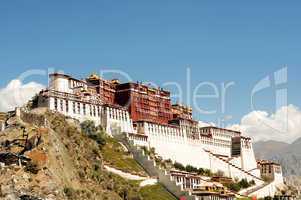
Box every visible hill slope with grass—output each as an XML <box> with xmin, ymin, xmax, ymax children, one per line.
<box><xmin>0</xmin><ymin>109</ymin><xmax>176</xmax><ymax>200</ymax></box>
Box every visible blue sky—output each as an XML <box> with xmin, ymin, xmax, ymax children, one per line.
<box><xmin>0</xmin><ymin>0</ymin><xmax>301</xmax><ymax>125</ymax></box>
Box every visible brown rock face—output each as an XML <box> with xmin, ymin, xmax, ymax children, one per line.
<box><xmin>25</xmin><ymin>149</ymin><xmax>47</xmax><ymax>167</ymax></box>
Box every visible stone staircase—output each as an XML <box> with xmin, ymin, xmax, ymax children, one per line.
<box><xmin>203</xmin><ymin>149</ymin><xmax>272</xmax><ymax>197</ymax></box>
<box><xmin>113</xmin><ymin>133</ymin><xmax>196</xmax><ymax>200</ymax></box>
<box><xmin>203</xmin><ymin>149</ymin><xmax>263</xmax><ymax>182</ymax></box>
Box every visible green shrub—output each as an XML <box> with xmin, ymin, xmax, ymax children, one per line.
<box><xmin>197</xmin><ymin>168</ymin><xmax>205</xmax><ymax>175</ymax></box>
<box><xmin>174</xmin><ymin>162</ymin><xmax>185</xmax><ymax>171</ymax></box>
<box><xmin>80</xmin><ymin>120</ymin><xmax>106</xmax><ymax>149</ymax></box>
<box><xmin>185</xmin><ymin>165</ymin><xmax>198</xmax><ymax>173</ymax></box>
<box><xmin>81</xmin><ymin>120</ymin><xmax>97</xmax><ymax>136</ymax></box>
<box><xmin>225</xmin><ymin>179</ymin><xmax>255</xmax><ymax>192</ymax></box>
<box><xmin>227</xmin><ymin>182</ymin><xmax>241</xmax><ymax>192</ymax></box>
<box><xmin>204</xmin><ymin>169</ymin><xmax>212</xmax><ymax>176</ymax></box>
<box><xmin>239</xmin><ymin>178</ymin><xmax>249</xmax><ymax>188</ymax></box>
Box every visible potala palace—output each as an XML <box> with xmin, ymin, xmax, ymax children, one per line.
<box><xmin>36</xmin><ymin>73</ymin><xmax>285</xmax><ymax>199</ymax></box>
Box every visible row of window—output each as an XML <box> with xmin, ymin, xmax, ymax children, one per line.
<box><xmin>69</xmin><ymin>80</ymin><xmax>84</xmax><ymax>89</ymax></box>
<box><xmin>129</xmin><ymin>135</ymin><xmax>148</xmax><ymax>142</ymax></box>
<box><xmin>107</xmin><ymin>108</ymin><xmax>129</xmax><ymax>121</ymax></box>
<box><xmin>147</xmin><ymin>124</ymin><xmax>182</xmax><ymax>135</ymax></box>
<box><xmin>174</xmin><ymin>176</ymin><xmax>202</xmax><ymax>186</ymax></box>
<box><xmin>54</xmin><ymin>98</ymin><xmax>101</xmax><ymax>117</ymax></box>
<box><xmin>109</xmin><ymin>111</ymin><xmax>128</xmax><ymax>121</ymax></box>
<box><xmin>213</xmin><ymin>132</ymin><xmax>232</xmax><ymax>139</ymax></box>
<box><xmin>261</xmin><ymin>165</ymin><xmax>273</xmax><ymax>174</ymax></box>
<box><xmin>54</xmin><ymin>98</ymin><xmax>129</xmax><ymax>121</ymax></box>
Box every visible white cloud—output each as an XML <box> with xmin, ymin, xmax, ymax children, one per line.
<box><xmin>0</xmin><ymin>79</ymin><xmax>44</xmax><ymax>112</ymax></box>
<box><xmin>227</xmin><ymin>105</ymin><xmax>301</xmax><ymax>143</ymax></box>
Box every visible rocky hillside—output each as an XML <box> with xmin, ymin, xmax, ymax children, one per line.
<box><xmin>0</xmin><ymin>109</ymin><xmax>176</xmax><ymax>200</ymax></box>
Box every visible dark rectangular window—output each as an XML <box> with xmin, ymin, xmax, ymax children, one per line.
<box><xmin>66</xmin><ymin>100</ymin><xmax>69</xmax><ymax>113</ymax></box>
<box><xmin>60</xmin><ymin>100</ymin><xmax>63</xmax><ymax>111</ymax></box>
<box><xmin>54</xmin><ymin>98</ymin><xmax>58</xmax><ymax>110</ymax></box>
<box><xmin>83</xmin><ymin>104</ymin><xmax>86</xmax><ymax>115</ymax></box>
<box><xmin>77</xmin><ymin>103</ymin><xmax>80</xmax><ymax>114</ymax></box>
<box><xmin>73</xmin><ymin>102</ymin><xmax>76</xmax><ymax>114</ymax></box>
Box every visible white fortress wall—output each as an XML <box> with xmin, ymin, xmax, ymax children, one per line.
<box><xmin>130</xmin><ymin>130</ymin><xmax>264</xmax><ymax>185</ymax></box>
<box><xmin>48</xmin><ymin>96</ymin><xmax>102</xmax><ymax>125</ymax></box>
<box><xmin>229</xmin><ymin>156</ymin><xmax>242</xmax><ymax>169</ymax></box>
<box><xmin>274</xmin><ymin>169</ymin><xmax>284</xmax><ymax>185</ymax></box>
<box><xmin>240</xmin><ymin>138</ymin><xmax>259</xmax><ymax>175</ymax></box>
<box><xmin>49</xmin><ymin>74</ymin><xmax>71</xmax><ymax>93</ymax></box>
<box><xmin>135</xmin><ymin>122</ymin><xmax>263</xmax><ymax>184</ymax></box>
<box><xmin>249</xmin><ymin>180</ymin><xmax>282</xmax><ymax>198</ymax></box>
<box><xmin>128</xmin><ymin>133</ymin><xmax>148</xmax><ymax>146</ymax></box>
<box><xmin>102</xmin><ymin>106</ymin><xmax>134</xmax><ymax>135</ymax></box>
<box><xmin>143</xmin><ymin>122</ymin><xmax>210</xmax><ymax>169</ymax></box>
<box><xmin>49</xmin><ymin>73</ymin><xmax>87</xmax><ymax>94</ymax></box>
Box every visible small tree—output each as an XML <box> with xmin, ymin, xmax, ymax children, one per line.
<box><xmin>80</xmin><ymin>120</ymin><xmax>106</xmax><ymax>149</ymax></box>
<box><xmin>238</xmin><ymin>179</ymin><xmax>250</xmax><ymax>189</ymax></box>
<box><xmin>81</xmin><ymin>120</ymin><xmax>97</xmax><ymax>136</ymax></box>
<box><xmin>226</xmin><ymin>182</ymin><xmax>241</xmax><ymax>192</ymax></box>
<box><xmin>185</xmin><ymin>165</ymin><xmax>198</xmax><ymax>173</ymax></box>
<box><xmin>198</xmin><ymin>168</ymin><xmax>205</xmax><ymax>175</ymax></box>
<box><xmin>204</xmin><ymin>169</ymin><xmax>212</xmax><ymax>177</ymax></box>
<box><xmin>249</xmin><ymin>180</ymin><xmax>255</xmax><ymax>186</ymax></box>
<box><xmin>174</xmin><ymin>162</ymin><xmax>185</xmax><ymax>171</ymax></box>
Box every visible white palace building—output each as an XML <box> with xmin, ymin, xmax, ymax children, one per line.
<box><xmin>36</xmin><ymin>73</ymin><xmax>285</xmax><ymax>198</ymax></box>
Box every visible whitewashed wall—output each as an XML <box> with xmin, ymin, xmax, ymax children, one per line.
<box><xmin>103</xmin><ymin>107</ymin><xmax>134</xmax><ymax>135</ymax></box>
<box><xmin>129</xmin><ymin>122</ymin><xmax>266</xmax><ymax>186</ymax></box>
<box><xmin>49</xmin><ymin>97</ymin><xmax>101</xmax><ymax>125</ymax></box>
<box><xmin>249</xmin><ymin>180</ymin><xmax>282</xmax><ymax>198</ymax></box>
<box><xmin>49</xmin><ymin>76</ymin><xmax>73</xmax><ymax>94</ymax></box>
<box><xmin>241</xmin><ymin>142</ymin><xmax>258</xmax><ymax>173</ymax></box>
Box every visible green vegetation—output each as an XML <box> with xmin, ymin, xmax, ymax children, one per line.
<box><xmin>102</xmin><ymin>136</ymin><xmax>146</xmax><ymax>176</ymax></box>
<box><xmin>142</xmin><ymin>146</ymin><xmax>213</xmax><ymax>177</ymax></box>
<box><xmin>173</xmin><ymin>162</ymin><xmax>185</xmax><ymax>171</ymax></box>
<box><xmin>225</xmin><ymin>178</ymin><xmax>256</xmax><ymax>192</ymax></box>
<box><xmin>173</xmin><ymin>162</ymin><xmax>212</xmax><ymax>176</ymax></box>
<box><xmin>139</xmin><ymin>184</ymin><xmax>177</xmax><ymax>200</ymax></box>
<box><xmin>80</xmin><ymin>120</ymin><xmax>145</xmax><ymax>176</ymax></box>
<box><xmin>80</xmin><ymin>120</ymin><xmax>106</xmax><ymax>149</ymax></box>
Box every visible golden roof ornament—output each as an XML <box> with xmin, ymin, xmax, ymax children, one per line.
<box><xmin>88</xmin><ymin>73</ymin><xmax>100</xmax><ymax>80</ymax></box>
